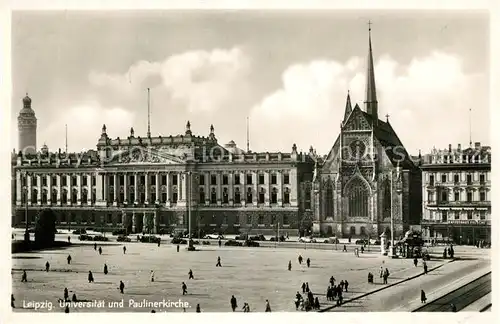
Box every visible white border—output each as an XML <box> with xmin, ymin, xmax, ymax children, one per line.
<box><xmin>1</xmin><ymin>1</ymin><xmax>498</xmax><ymax>324</ymax></box>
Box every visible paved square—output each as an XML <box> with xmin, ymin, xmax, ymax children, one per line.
<box><xmin>12</xmin><ymin>241</ymin><xmax>444</xmax><ymax>312</ymax></box>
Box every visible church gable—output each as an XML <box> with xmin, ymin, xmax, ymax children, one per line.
<box><xmin>321</xmin><ymin>135</ymin><xmax>341</xmax><ymax>172</ymax></box>
<box><xmin>342</xmin><ymin>105</ymin><xmax>372</xmax><ymax>131</ymax></box>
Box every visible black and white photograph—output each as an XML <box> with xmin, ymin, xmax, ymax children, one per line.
<box><xmin>5</xmin><ymin>3</ymin><xmax>494</xmax><ymax>317</ymax></box>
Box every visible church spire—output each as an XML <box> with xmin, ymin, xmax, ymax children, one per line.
<box><xmin>343</xmin><ymin>90</ymin><xmax>352</xmax><ymax>122</ymax></box>
<box><xmin>364</xmin><ymin>21</ymin><xmax>378</xmax><ymax>124</ymax></box>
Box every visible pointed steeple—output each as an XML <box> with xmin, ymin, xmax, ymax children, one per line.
<box><xmin>343</xmin><ymin>90</ymin><xmax>352</xmax><ymax>122</ymax></box>
<box><xmin>364</xmin><ymin>21</ymin><xmax>378</xmax><ymax>124</ymax></box>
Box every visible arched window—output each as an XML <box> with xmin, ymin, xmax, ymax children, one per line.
<box><xmin>246</xmin><ymin>187</ymin><xmax>253</xmax><ymax>203</ymax></box>
<box><xmin>384</xmin><ymin>177</ymin><xmax>391</xmax><ymax>218</ymax></box>
<box><xmin>284</xmin><ymin>187</ymin><xmax>290</xmax><ymax>204</ymax></box>
<box><xmin>326</xmin><ymin>185</ymin><xmax>333</xmax><ymax>217</ymax></box>
<box><xmin>199</xmin><ymin>187</ymin><xmax>205</xmax><ymax>203</ymax></box>
<box><xmin>223</xmin><ymin>187</ymin><xmax>229</xmax><ymax>204</ymax></box>
<box><xmin>271</xmin><ymin>187</ymin><xmax>278</xmax><ymax>204</ymax></box>
<box><xmin>234</xmin><ymin>187</ymin><xmax>241</xmax><ymax>204</ymax></box>
<box><xmin>259</xmin><ymin>188</ymin><xmax>265</xmax><ymax>204</ymax></box>
<box><xmin>211</xmin><ymin>188</ymin><xmax>217</xmax><ymax>204</ymax></box>
<box><xmin>346</xmin><ymin>178</ymin><xmax>369</xmax><ymax>217</ymax></box>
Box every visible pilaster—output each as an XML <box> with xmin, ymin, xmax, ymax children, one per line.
<box><xmin>113</xmin><ymin>173</ymin><xmax>118</xmax><ymax>206</ymax></box>
<box><xmin>145</xmin><ymin>172</ymin><xmax>150</xmax><ymax>205</ymax></box>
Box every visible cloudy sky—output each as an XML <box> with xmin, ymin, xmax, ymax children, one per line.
<box><xmin>11</xmin><ymin>10</ymin><xmax>489</xmax><ymax>156</ymax></box>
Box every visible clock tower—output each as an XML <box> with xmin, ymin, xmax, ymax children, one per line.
<box><xmin>17</xmin><ymin>93</ymin><xmax>37</xmax><ymax>155</ymax></box>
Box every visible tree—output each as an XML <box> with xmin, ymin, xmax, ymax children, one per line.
<box><xmin>34</xmin><ymin>208</ymin><xmax>57</xmax><ymax>247</ymax></box>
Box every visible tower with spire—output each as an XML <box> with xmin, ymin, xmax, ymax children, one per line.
<box><xmin>17</xmin><ymin>93</ymin><xmax>37</xmax><ymax>155</ymax></box>
<box><xmin>364</xmin><ymin>21</ymin><xmax>378</xmax><ymax>124</ymax></box>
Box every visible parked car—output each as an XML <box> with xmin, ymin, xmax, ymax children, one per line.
<box><xmin>202</xmin><ymin>241</ymin><xmax>211</xmax><ymax>245</ymax></box>
<box><xmin>72</xmin><ymin>229</ymin><xmax>87</xmax><ymax>235</ymax></box>
<box><xmin>270</xmin><ymin>235</ymin><xmax>286</xmax><ymax>242</ymax></box>
<box><xmin>245</xmin><ymin>240</ymin><xmax>260</xmax><ymax>247</ymax></box>
<box><xmin>235</xmin><ymin>234</ymin><xmax>248</xmax><ymax>240</ymax></box>
<box><xmin>298</xmin><ymin>237</ymin><xmax>316</xmax><ymax>243</ymax></box>
<box><xmin>93</xmin><ymin>235</ymin><xmax>109</xmax><ymax>242</ymax></box>
<box><xmin>78</xmin><ymin>234</ymin><xmax>93</xmax><ymax>241</ymax></box>
<box><xmin>112</xmin><ymin>229</ymin><xmax>127</xmax><ymax>236</ymax></box>
<box><xmin>117</xmin><ymin>235</ymin><xmax>131</xmax><ymax>242</ymax></box>
<box><xmin>203</xmin><ymin>234</ymin><xmax>224</xmax><ymax>240</ymax></box>
<box><xmin>140</xmin><ymin>236</ymin><xmax>160</xmax><ymax>243</ymax></box>
<box><xmin>171</xmin><ymin>238</ymin><xmax>187</xmax><ymax>244</ymax></box>
<box><xmin>224</xmin><ymin>240</ymin><xmax>243</xmax><ymax>246</ymax></box>
<box><xmin>355</xmin><ymin>239</ymin><xmax>369</xmax><ymax>245</ymax></box>
<box><xmin>249</xmin><ymin>234</ymin><xmax>266</xmax><ymax>241</ymax></box>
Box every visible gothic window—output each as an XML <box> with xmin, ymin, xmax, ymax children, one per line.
<box><xmin>199</xmin><ymin>187</ymin><xmax>205</xmax><ymax>203</ymax></box>
<box><xmin>211</xmin><ymin>188</ymin><xmax>217</xmax><ymax>204</ymax></box>
<box><xmin>234</xmin><ymin>187</ymin><xmax>241</xmax><ymax>204</ymax></box>
<box><xmin>325</xmin><ymin>185</ymin><xmax>333</xmax><ymax>217</ymax></box>
<box><xmin>247</xmin><ymin>187</ymin><xmax>253</xmax><ymax>203</ymax></box>
<box><xmin>284</xmin><ymin>188</ymin><xmax>290</xmax><ymax>204</ymax></box>
<box><xmin>259</xmin><ymin>188</ymin><xmax>265</xmax><ymax>204</ymax></box>
<box><xmin>223</xmin><ymin>187</ymin><xmax>229</xmax><ymax>204</ymax></box>
<box><xmin>346</xmin><ymin>178</ymin><xmax>369</xmax><ymax>217</ymax></box>
<box><xmin>304</xmin><ymin>188</ymin><xmax>311</xmax><ymax>210</ymax></box>
<box><xmin>271</xmin><ymin>187</ymin><xmax>278</xmax><ymax>204</ymax></box>
<box><xmin>384</xmin><ymin>178</ymin><xmax>391</xmax><ymax>217</ymax></box>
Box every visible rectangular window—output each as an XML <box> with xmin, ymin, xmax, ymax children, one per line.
<box><xmin>222</xmin><ymin>175</ymin><xmax>228</xmax><ymax>185</ymax></box>
<box><xmin>246</xmin><ymin>174</ymin><xmax>253</xmax><ymax>185</ymax></box>
<box><xmin>259</xmin><ymin>191</ymin><xmax>265</xmax><ymax>204</ymax></box>
<box><xmin>199</xmin><ymin>175</ymin><xmax>205</xmax><ymax>186</ymax></box>
<box><xmin>429</xmin><ymin>175</ymin><xmax>434</xmax><ymax>186</ymax></box>
<box><xmin>480</xmin><ymin>211</ymin><xmax>486</xmax><ymax>220</ymax></box>
<box><xmin>246</xmin><ymin>215</ymin><xmax>252</xmax><ymax>225</ymax></box>
<box><xmin>42</xmin><ymin>176</ymin><xmax>47</xmax><ymax>186</ymax></box>
<box><xmin>129</xmin><ymin>176</ymin><xmax>135</xmax><ymax>186</ymax></box>
<box><xmin>109</xmin><ymin>176</ymin><xmax>114</xmax><ymax>186</ymax></box>
<box><xmin>258</xmin><ymin>215</ymin><xmax>264</xmax><ymax>224</ymax></box>
<box><xmin>162</xmin><ymin>192</ymin><xmax>167</xmax><ymax>203</ymax></box>
<box><xmin>172</xmin><ymin>192</ymin><xmax>178</xmax><ymax>203</ymax></box>
<box><xmin>62</xmin><ymin>176</ymin><xmax>67</xmax><ymax>186</ymax></box>
<box><xmin>441</xmin><ymin>174</ymin><xmax>447</xmax><ymax>183</ymax></box>
<box><xmin>480</xmin><ymin>191</ymin><xmax>486</xmax><ymax>201</ymax></box>
<box><xmin>442</xmin><ymin>211</ymin><xmax>447</xmax><ymax>222</ymax></box>
<box><xmin>92</xmin><ymin>176</ymin><xmax>96</xmax><ymax>186</ymax></box>
<box><xmin>283</xmin><ymin>215</ymin><xmax>289</xmax><ymax>225</ymax></box>
<box><xmin>140</xmin><ymin>176</ymin><xmax>145</xmax><ymax>185</ymax></box>
<box><xmin>258</xmin><ymin>174</ymin><xmax>265</xmax><ymax>185</ymax></box>
<box><xmin>151</xmin><ymin>193</ymin><xmax>156</xmax><ymax>203</ymax></box>
<box><xmin>454</xmin><ymin>174</ymin><xmax>460</xmax><ymax>183</ymax></box>
<box><xmin>466</xmin><ymin>174</ymin><xmax>472</xmax><ymax>185</ymax></box>
<box><xmin>162</xmin><ymin>175</ymin><xmax>167</xmax><ymax>185</ymax></box>
<box><xmin>151</xmin><ymin>175</ymin><xmax>156</xmax><ymax>186</ymax></box>
<box><xmin>467</xmin><ymin>211</ymin><xmax>473</xmax><ymax>220</ymax></box>
<box><xmin>271</xmin><ymin>174</ymin><xmax>277</xmax><ymax>185</ymax></box>
<box><xmin>83</xmin><ymin>176</ymin><xmax>88</xmax><ymax>186</ymax></box>
<box><xmin>32</xmin><ymin>176</ymin><xmax>37</xmax><ymax>186</ymax></box>
<box><xmin>234</xmin><ymin>174</ymin><xmax>240</xmax><ymax>185</ymax></box>
<box><xmin>441</xmin><ymin>191</ymin><xmax>447</xmax><ymax>202</ymax></box>
<box><xmin>467</xmin><ymin>192</ymin><xmax>473</xmax><ymax>202</ymax></box>
<box><xmin>172</xmin><ymin>175</ymin><xmax>178</xmax><ymax>186</ymax></box>
<box><xmin>211</xmin><ymin>175</ymin><xmax>217</xmax><ymax>185</ymax></box>
<box><xmin>284</xmin><ymin>174</ymin><xmax>290</xmax><ymax>185</ymax></box>
<box><xmin>119</xmin><ymin>175</ymin><xmax>124</xmax><ymax>186</ymax></box>
<box><xmin>454</xmin><ymin>191</ymin><xmax>460</xmax><ymax>201</ymax></box>
<box><xmin>480</xmin><ymin>174</ymin><xmax>485</xmax><ymax>183</ymax></box>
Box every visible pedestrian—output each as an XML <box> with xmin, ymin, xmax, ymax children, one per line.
<box><xmin>94</xmin><ymin>242</ymin><xmax>97</xmax><ymax>250</ymax></box>
<box><xmin>379</xmin><ymin>266</ymin><xmax>383</xmax><ymax>278</ymax></box>
<box><xmin>343</xmin><ymin>244</ymin><xmax>347</xmax><ymax>252</ymax></box>
<box><xmin>344</xmin><ymin>280</ymin><xmax>349</xmax><ymax>292</ymax></box>
<box><xmin>11</xmin><ymin>294</ymin><xmax>15</xmax><ymax>308</ymax></box>
<box><xmin>361</xmin><ymin>246</ymin><xmax>364</xmax><ymax>253</ymax></box>
<box><xmin>244</xmin><ymin>302</ymin><xmax>250</xmax><ymax>312</ymax></box>
<box><xmin>157</xmin><ymin>240</ymin><xmax>161</xmax><ymax>247</ymax></box>
<box><xmin>196</xmin><ymin>304</ymin><xmax>201</xmax><ymax>312</ymax></box>
<box><xmin>216</xmin><ymin>256</ymin><xmax>222</xmax><ymax>267</ymax></box>
<box><xmin>288</xmin><ymin>260</ymin><xmax>292</xmax><ymax>271</ymax></box>
<box><xmin>449</xmin><ymin>246</ymin><xmax>454</xmax><ymax>258</ymax></box>
<box><xmin>98</xmin><ymin>247</ymin><xmax>102</xmax><ymax>255</ymax></box>
<box><xmin>119</xmin><ymin>280</ymin><xmax>125</xmax><ymax>293</ymax></box>
<box><xmin>423</xmin><ymin>261</ymin><xmax>428</xmax><ymax>274</ymax></box>
<box><xmin>72</xmin><ymin>293</ymin><xmax>77</xmax><ymax>302</ymax></box>
<box><xmin>123</xmin><ymin>246</ymin><xmax>126</xmax><ymax>254</ymax></box>
<box><xmin>443</xmin><ymin>248</ymin><xmax>447</xmax><ymax>259</ymax></box>
<box><xmin>230</xmin><ymin>295</ymin><xmax>238</xmax><ymax>312</ymax></box>
<box><xmin>182</xmin><ymin>282</ymin><xmax>187</xmax><ymax>295</ymax></box>
<box><xmin>301</xmin><ymin>282</ymin><xmax>306</xmax><ymax>293</ymax></box>
<box><xmin>413</xmin><ymin>257</ymin><xmax>418</xmax><ymax>267</ymax></box>
<box><xmin>88</xmin><ymin>271</ymin><xmax>94</xmax><ymax>283</ymax></box>
<box><xmin>218</xmin><ymin>239</ymin><xmax>222</xmax><ymax>247</ymax></box>
<box><xmin>420</xmin><ymin>290</ymin><xmax>427</xmax><ymax>303</ymax></box>
<box><xmin>68</xmin><ymin>236</ymin><xmax>71</xmax><ymax>243</ymax></box>
<box><xmin>177</xmin><ymin>245</ymin><xmax>180</xmax><ymax>252</ymax></box>
<box><xmin>150</xmin><ymin>270</ymin><xmax>155</xmax><ymax>282</ymax></box>
<box><xmin>368</xmin><ymin>272</ymin><xmax>373</xmax><ymax>283</ymax></box>
<box><xmin>306</xmin><ymin>258</ymin><xmax>311</xmax><ymax>268</ymax></box>
<box><xmin>330</xmin><ymin>276</ymin><xmax>335</xmax><ymax>286</ymax></box>
<box><xmin>64</xmin><ymin>305</ymin><xmax>70</xmax><ymax>313</ymax></box>
<box><xmin>104</xmin><ymin>263</ymin><xmax>108</xmax><ymax>275</ymax></box>
<box><xmin>265</xmin><ymin>299</ymin><xmax>271</xmax><ymax>312</ymax></box>
<box><xmin>326</xmin><ymin>287</ymin><xmax>332</xmax><ymax>301</ymax></box>
<box><xmin>298</xmin><ymin>255</ymin><xmax>303</xmax><ymax>264</ymax></box>
<box><xmin>189</xmin><ymin>269</ymin><xmax>194</xmax><ymax>279</ymax></box>
<box><xmin>21</xmin><ymin>270</ymin><xmax>27</xmax><ymax>282</ymax></box>
<box><xmin>305</xmin><ymin>282</ymin><xmax>310</xmax><ymax>293</ymax></box>
<box><xmin>67</xmin><ymin>254</ymin><xmax>72</xmax><ymax>265</ymax></box>
<box><xmin>45</xmin><ymin>261</ymin><xmax>50</xmax><ymax>272</ymax></box>
<box><xmin>64</xmin><ymin>287</ymin><xmax>69</xmax><ymax>301</ymax></box>
<box><xmin>295</xmin><ymin>292</ymin><xmax>302</xmax><ymax>309</ymax></box>
<box><xmin>314</xmin><ymin>297</ymin><xmax>320</xmax><ymax>310</ymax></box>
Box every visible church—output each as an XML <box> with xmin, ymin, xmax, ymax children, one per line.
<box><xmin>311</xmin><ymin>27</ymin><xmax>422</xmax><ymax>239</ymax></box>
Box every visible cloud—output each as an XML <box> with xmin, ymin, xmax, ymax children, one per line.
<box><xmin>89</xmin><ymin>47</ymin><xmax>251</xmax><ymax>113</ymax></box>
<box><xmin>249</xmin><ymin>51</ymin><xmax>487</xmax><ymax>155</ymax></box>
<box><xmin>38</xmin><ymin>101</ymin><xmax>135</xmax><ymax>152</ymax></box>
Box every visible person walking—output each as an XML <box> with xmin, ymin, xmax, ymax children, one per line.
<box><xmin>344</xmin><ymin>280</ymin><xmax>349</xmax><ymax>292</ymax></box>
<box><xmin>216</xmin><ymin>256</ymin><xmax>222</xmax><ymax>267</ymax></box>
<box><xmin>343</xmin><ymin>244</ymin><xmax>347</xmax><ymax>252</ymax></box>
<box><xmin>88</xmin><ymin>271</ymin><xmax>94</xmax><ymax>283</ymax></box>
<box><xmin>182</xmin><ymin>282</ymin><xmax>188</xmax><ymax>295</ymax></box>
<box><xmin>11</xmin><ymin>294</ymin><xmax>15</xmax><ymax>308</ymax></box>
<box><xmin>21</xmin><ymin>270</ymin><xmax>27</xmax><ymax>282</ymax></box>
<box><xmin>68</xmin><ymin>236</ymin><xmax>71</xmax><ymax>243</ymax></box>
<box><xmin>265</xmin><ymin>299</ymin><xmax>271</xmax><ymax>312</ymax></box>
<box><xmin>196</xmin><ymin>304</ymin><xmax>201</xmax><ymax>312</ymax></box>
<box><xmin>94</xmin><ymin>242</ymin><xmax>97</xmax><ymax>251</ymax></box>
<box><xmin>189</xmin><ymin>269</ymin><xmax>194</xmax><ymax>279</ymax></box>
<box><xmin>218</xmin><ymin>239</ymin><xmax>222</xmax><ymax>247</ymax></box>
<box><xmin>301</xmin><ymin>282</ymin><xmax>306</xmax><ymax>294</ymax></box>
<box><xmin>423</xmin><ymin>260</ymin><xmax>428</xmax><ymax>274</ymax></box>
<box><xmin>150</xmin><ymin>270</ymin><xmax>155</xmax><ymax>282</ymax></box>
<box><xmin>45</xmin><ymin>261</ymin><xmax>50</xmax><ymax>272</ymax></box>
<box><xmin>123</xmin><ymin>246</ymin><xmax>126</xmax><ymax>254</ymax></box>
<box><xmin>230</xmin><ymin>295</ymin><xmax>238</xmax><ymax>312</ymax></box>
<box><xmin>379</xmin><ymin>266</ymin><xmax>383</xmax><ymax>278</ymax></box>
<box><xmin>119</xmin><ymin>280</ymin><xmax>125</xmax><ymax>294</ymax></box>
<box><xmin>67</xmin><ymin>254</ymin><xmax>72</xmax><ymax>265</ymax></box>
<box><xmin>306</xmin><ymin>258</ymin><xmax>311</xmax><ymax>268</ymax></box>
<box><xmin>177</xmin><ymin>245</ymin><xmax>180</xmax><ymax>252</ymax></box>
<box><xmin>72</xmin><ymin>293</ymin><xmax>77</xmax><ymax>302</ymax></box>
<box><xmin>314</xmin><ymin>297</ymin><xmax>320</xmax><ymax>310</ymax></box>
<box><xmin>420</xmin><ymin>290</ymin><xmax>427</xmax><ymax>303</ymax></box>
<box><xmin>157</xmin><ymin>240</ymin><xmax>161</xmax><ymax>247</ymax></box>
<box><xmin>413</xmin><ymin>257</ymin><xmax>418</xmax><ymax>267</ymax></box>
<box><xmin>288</xmin><ymin>260</ymin><xmax>292</xmax><ymax>271</ymax></box>
<box><xmin>98</xmin><ymin>247</ymin><xmax>102</xmax><ymax>255</ymax></box>
<box><xmin>104</xmin><ymin>263</ymin><xmax>108</xmax><ymax>275</ymax></box>
<box><xmin>330</xmin><ymin>276</ymin><xmax>335</xmax><ymax>286</ymax></box>
<box><xmin>64</xmin><ymin>287</ymin><xmax>69</xmax><ymax>301</ymax></box>
<box><xmin>298</xmin><ymin>255</ymin><xmax>303</xmax><ymax>264</ymax></box>
<box><xmin>305</xmin><ymin>282</ymin><xmax>310</xmax><ymax>293</ymax></box>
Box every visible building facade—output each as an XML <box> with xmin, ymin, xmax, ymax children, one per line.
<box><xmin>421</xmin><ymin>143</ymin><xmax>491</xmax><ymax>245</ymax></box>
<box><xmin>311</xmin><ymin>28</ymin><xmax>422</xmax><ymax>239</ymax></box>
<box><xmin>12</xmin><ymin>111</ymin><xmax>316</xmax><ymax>235</ymax></box>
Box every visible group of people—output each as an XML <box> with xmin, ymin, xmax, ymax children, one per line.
<box><xmin>295</xmin><ymin>290</ymin><xmax>320</xmax><ymax>311</ymax></box>
<box><xmin>326</xmin><ymin>276</ymin><xmax>348</xmax><ymax>306</ymax></box>
<box><xmin>443</xmin><ymin>245</ymin><xmax>455</xmax><ymax>259</ymax></box>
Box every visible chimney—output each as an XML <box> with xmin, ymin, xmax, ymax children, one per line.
<box><xmin>457</xmin><ymin>143</ymin><xmax>461</xmax><ymax>151</ymax></box>
<box><xmin>475</xmin><ymin>142</ymin><xmax>481</xmax><ymax>148</ymax></box>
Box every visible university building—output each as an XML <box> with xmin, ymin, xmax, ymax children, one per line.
<box><xmin>420</xmin><ymin>143</ymin><xmax>491</xmax><ymax>244</ymax></box>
